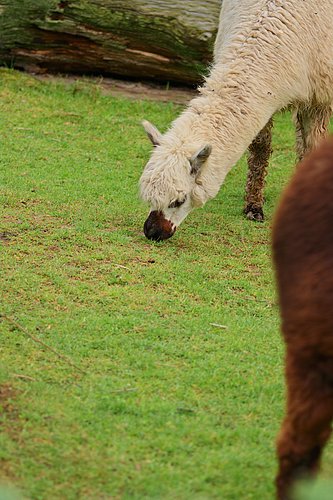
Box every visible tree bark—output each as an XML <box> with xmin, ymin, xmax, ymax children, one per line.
<box><xmin>0</xmin><ymin>0</ymin><xmax>221</xmax><ymax>84</ymax></box>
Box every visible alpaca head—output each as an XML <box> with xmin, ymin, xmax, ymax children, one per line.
<box><xmin>139</xmin><ymin>120</ymin><xmax>212</xmax><ymax>241</ymax></box>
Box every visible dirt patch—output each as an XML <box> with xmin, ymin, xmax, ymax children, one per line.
<box><xmin>0</xmin><ymin>232</ymin><xmax>14</xmax><ymax>245</ymax></box>
<box><xmin>0</xmin><ymin>383</ymin><xmax>22</xmax><ymax>472</ymax></box>
<box><xmin>34</xmin><ymin>73</ymin><xmax>196</xmax><ymax>104</ymax></box>
<box><xmin>0</xmin><ymin>383</ymin><xmax>23</xmax><ymax>444</ymax></box>
<box><xmin>0</xmin><ymin>383</ymin><xmax>24</xmax><ymax>483</ymax></box>
<box><xmin>0</xmin><ymin>383</ymin><xmax>19</xmax><ymax>421</ymax></box>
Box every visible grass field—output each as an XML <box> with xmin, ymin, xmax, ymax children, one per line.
<box><xmin>0</xmin><ymin>69</ymin><xmax>332</xmax><ymax>500</ymax></box>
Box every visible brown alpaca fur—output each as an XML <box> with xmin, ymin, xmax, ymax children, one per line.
<box><xmin>244</xmin><ymin>118</ymin><xmax>273</xmax><ymax>221</ymax></box>
<box><xmin>272</xmin><ymin>138</ymin><xmax>333</xmax><ymax>500</ymax></box>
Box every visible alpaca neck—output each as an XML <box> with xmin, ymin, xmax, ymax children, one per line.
<box><xmin>186</xmin><ymin>83</ymin><xmax>279</xmax><ymax>204</ymax></box>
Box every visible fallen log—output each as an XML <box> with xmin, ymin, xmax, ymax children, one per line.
<box><xmin>0</xmin><ymin>0</ymin><xmax>221</xmax><ymax>84</ymax></box>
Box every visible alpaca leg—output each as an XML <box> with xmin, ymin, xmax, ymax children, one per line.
<box><xmin>293</xmin><ymin>106</ymin><xmax>332</xmax><ymax>163</ymax></box>
<box><xmin>244</xmin><ymin>118</ymin><xmax>273</xmax><ymax>221</ymax></box>
<box><xmin>294</xmin><ymin>109</ymin><xmax>306</xmax><ymax>163</ymax></box>
<box><xmin>276</xmin><ymin>351</ymin><xmax>333</xmax><ymax>500</ymax></box>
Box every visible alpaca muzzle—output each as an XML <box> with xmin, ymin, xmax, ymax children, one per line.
<box><xmin>143</xmin><ymin>211</ymin><xmax>176</xmax><ymax>241</ymax></box>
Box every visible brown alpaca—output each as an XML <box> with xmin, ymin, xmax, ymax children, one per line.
<box><xmin>272</xmin><ymin>138</ymin><xmax>333</xmax><ymax>500</ymax></box>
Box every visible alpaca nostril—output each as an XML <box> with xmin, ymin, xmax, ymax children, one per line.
<box><xmin>143</xmin><ymin>219</ymin><xmax>158</xmax><ymax>240</ymax></box>
<box><xmin>146</xmin><ymin>228</ymin><xmax>163</xmax><ymax>241</ymax></box>
<box><xmin>144</xmin><ymin>221</ymin><xmax>168</xmax><ymax>241</ymax></box>
<box><xmin>143</xmin><ymin>221</ymin><xmax>162</xmax><ymax>241</ymax></box>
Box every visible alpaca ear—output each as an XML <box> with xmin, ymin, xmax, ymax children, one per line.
<box><xmin>142</xmin><ymin>120</ymin><xmax>163</xmax><ymax>146</ymax></box>
<box><xmin>190</xmin><ymin>144</ymin><xmax>212</xmax><ymax>175</ymax></box>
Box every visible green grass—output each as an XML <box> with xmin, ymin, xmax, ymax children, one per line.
<box><xmin>0</xmin><ymin>68</ymin><xmax>332</xmax><ymax>500</ymax></box>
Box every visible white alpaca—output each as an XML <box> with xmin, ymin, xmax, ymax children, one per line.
<box><xmin>140</xmin><ymin>0</ymin><xmax>333</xmax><ymax>240</ymax></box>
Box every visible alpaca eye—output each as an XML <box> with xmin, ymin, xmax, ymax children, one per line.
<box><xmin>168</xmin><ymin>196</ymin><xmax>187</xmax><ymax>209</ymax></box>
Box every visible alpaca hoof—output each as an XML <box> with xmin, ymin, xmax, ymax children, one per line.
<box><xmin>244</xmin><ymin>207</ymin><xmax>264</xmax><ymax>222</ymax></box>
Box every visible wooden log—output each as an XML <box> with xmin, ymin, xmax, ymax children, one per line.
<box><xmin>0</xmin><ymin>0</ymin><xmax>221</xmax><ymax>84</ymax></box>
